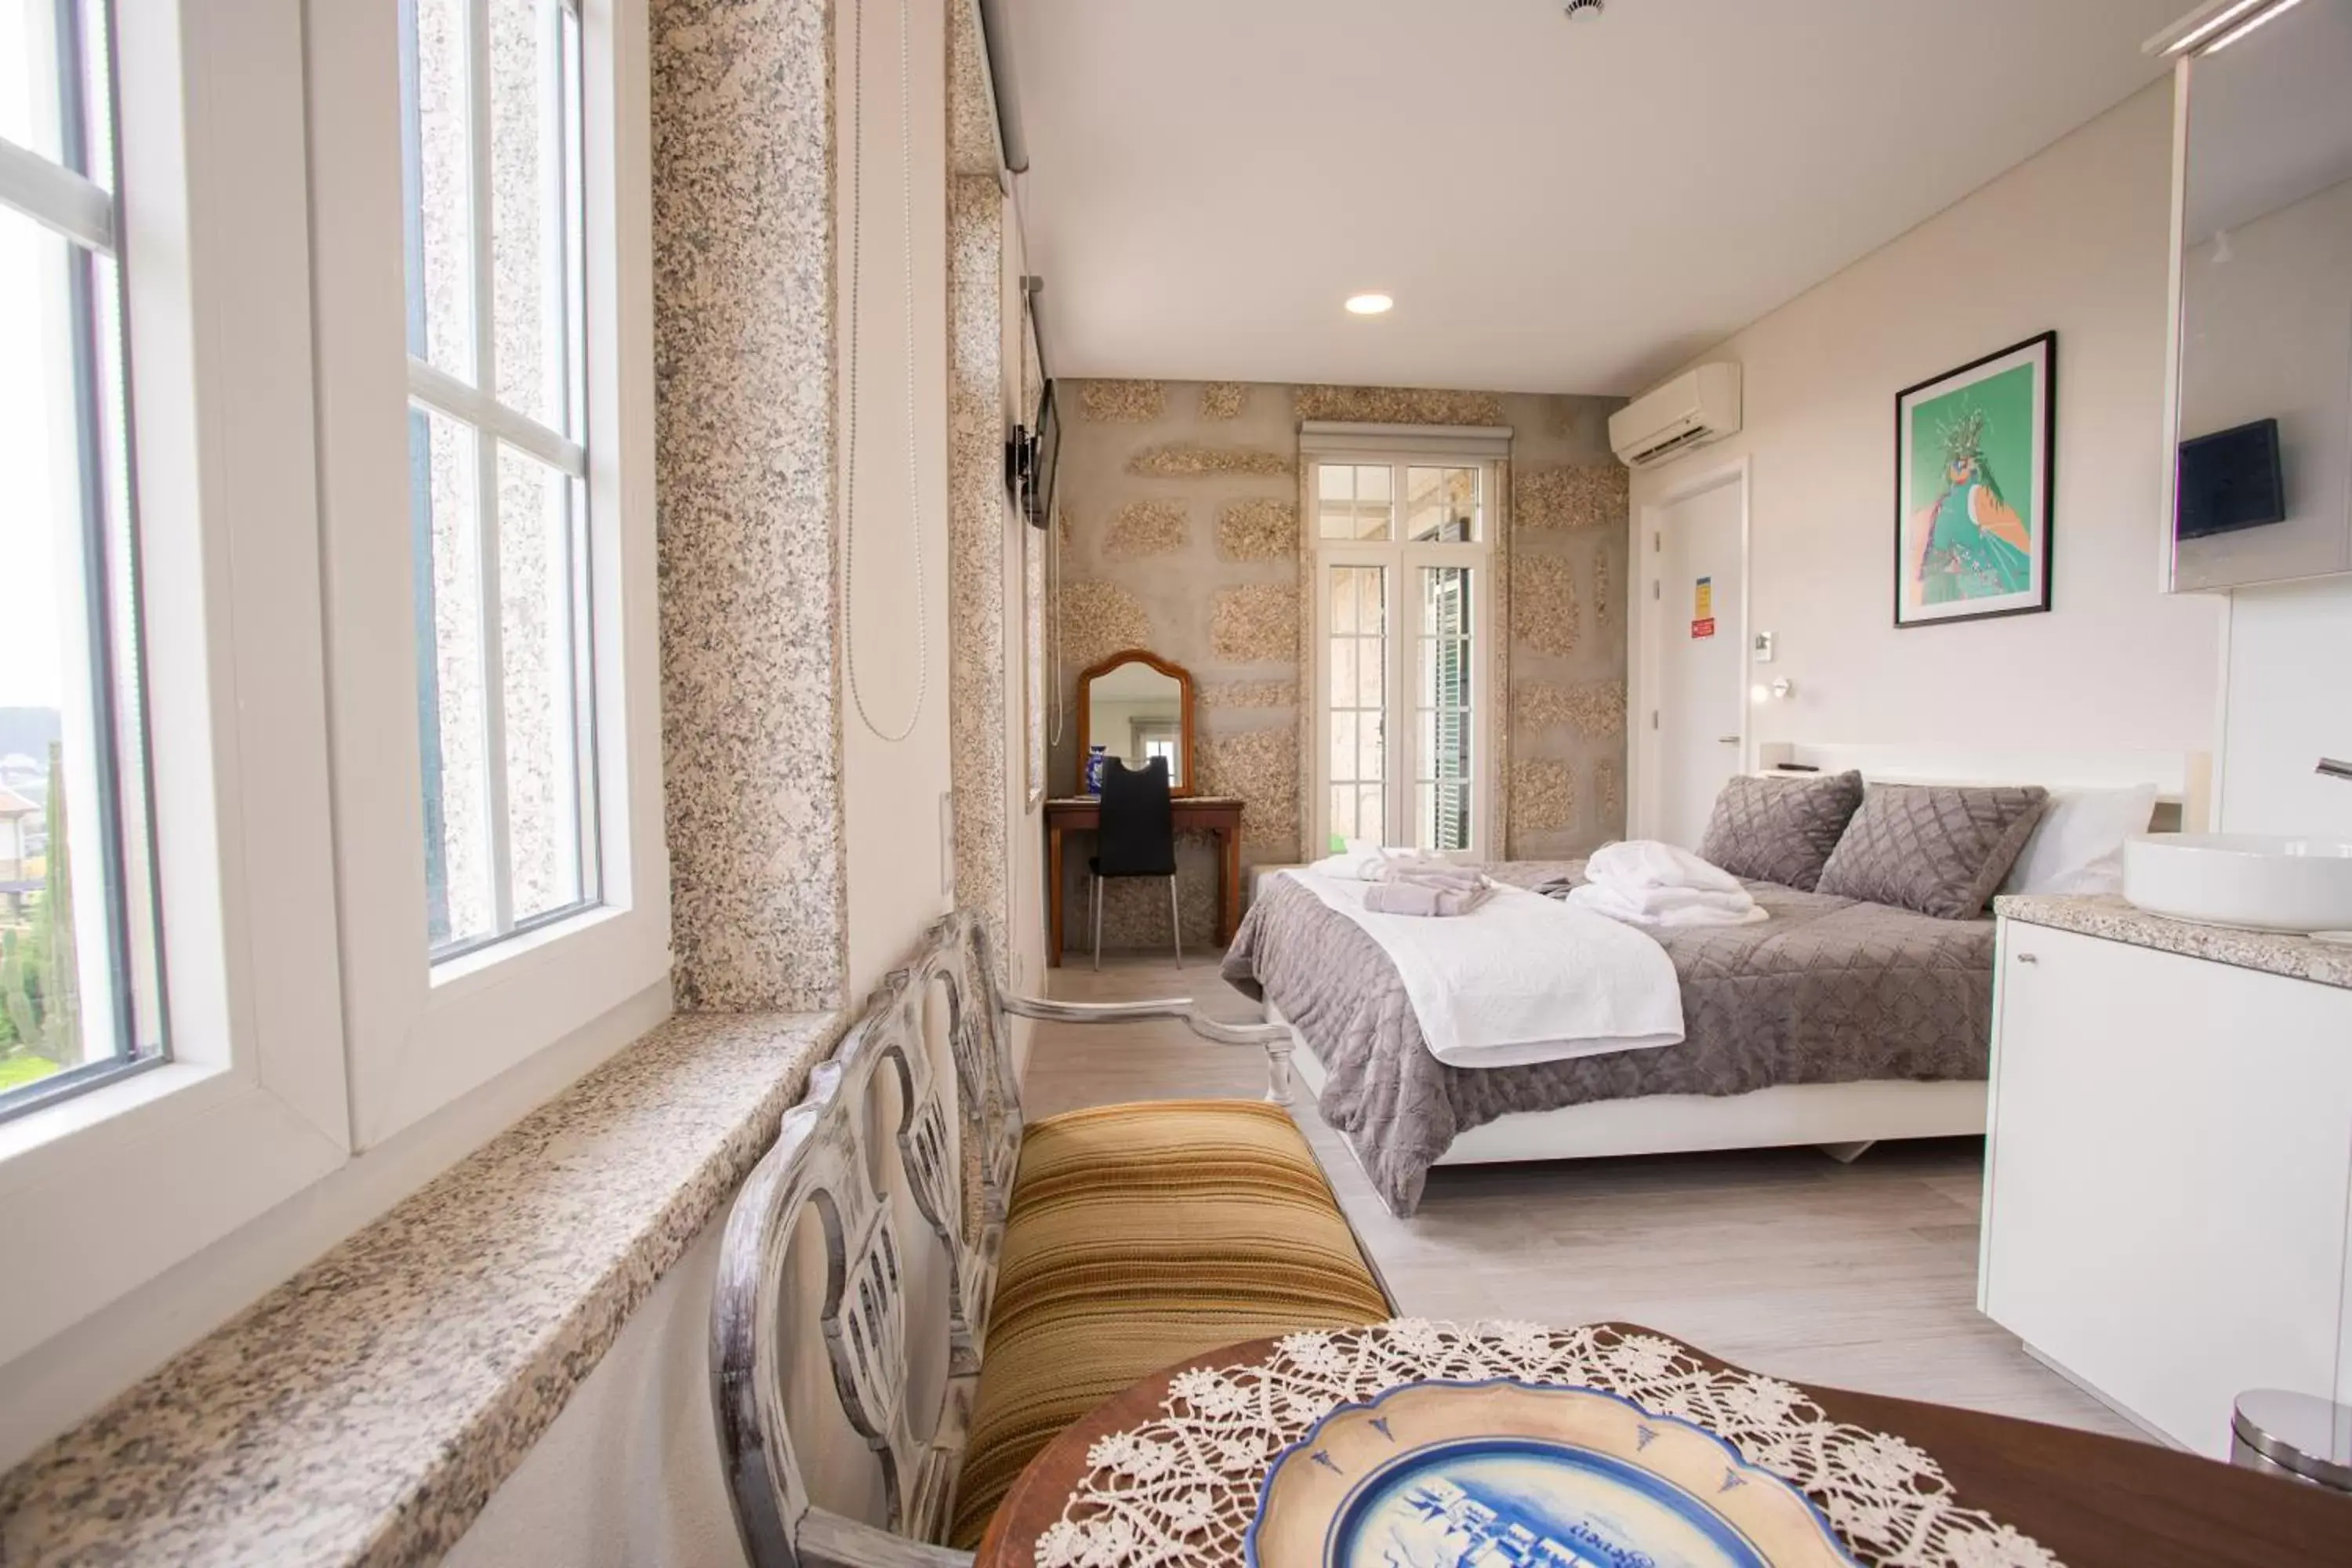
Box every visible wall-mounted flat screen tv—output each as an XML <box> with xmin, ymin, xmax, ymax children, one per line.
<box><xmin>2176</xmin><ymin>417</ymin><xmax>2285</xmax><ymax>541</ymax></box>
<box><xmin>1017</xmin><ymin>379</ymin><xmax>1060</xmax><ymax>529</ymax></box>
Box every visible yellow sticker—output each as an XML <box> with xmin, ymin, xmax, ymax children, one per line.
<box><xmin>1694</xmin><ymin>576</ymin><xmax>1712</xmax><ymax>619</ymax></box>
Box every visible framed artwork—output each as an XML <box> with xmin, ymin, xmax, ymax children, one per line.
<box><xmin>1894</xmin><ymin>331</ymin><xmax>2055</xmax><ymax>627</ymax></box>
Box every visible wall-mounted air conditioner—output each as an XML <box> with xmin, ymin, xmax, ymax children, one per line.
<box><xmin>1608</xmin><ymin>361</ymin><xmax>1742</xmax><ymax>470</ymax></box>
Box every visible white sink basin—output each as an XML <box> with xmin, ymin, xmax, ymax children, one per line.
<box><xmin>2122</xmin><ymin>833</ymin><xmax>2352</xmax><ymax>934</ymax></box>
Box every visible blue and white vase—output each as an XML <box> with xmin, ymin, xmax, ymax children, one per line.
<box><xmin>1084</xmin><ymin>745</ymin><xmax>1109</xmax><ymax>794</ymax></box>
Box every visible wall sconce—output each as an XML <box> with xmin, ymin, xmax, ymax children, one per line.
<box><xmin>1750</xmin><ymin>678</ymin><xmax>1796</xmax><ymax>704</ymax></box>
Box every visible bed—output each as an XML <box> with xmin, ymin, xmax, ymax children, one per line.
<box><xmin>1222</xmin><ymin>745</ymin><xmax>2208</xmax><ymax>1216</ymax></box>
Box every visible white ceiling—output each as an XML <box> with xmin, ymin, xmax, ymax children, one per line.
<box><xmin>1001</xmin><ymin>0</ymin><xmax>2189</xmax><ymax>396</ymax></box>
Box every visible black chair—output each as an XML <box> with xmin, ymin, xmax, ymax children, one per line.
<box><xmin>1089</xmin><ymin>756</ymin><xmax>1181</xmax><ymax>971</ymax></box>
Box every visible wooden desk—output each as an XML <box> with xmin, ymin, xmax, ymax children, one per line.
<box><xmin>977</xmin><ymin>1326</ymin><xmax>2352</xmax><ymax>1567</ymax></box>
<box><xmin>1044</xmin><ymin>794</ymin><xmax>1245</xmax><ymax>965</ymax></box>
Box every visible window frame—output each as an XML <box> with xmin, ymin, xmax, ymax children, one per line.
<box><xmin>0</xmin><ymin>0</ymin><xmax>353</xmax><ymax>1368</ymax></box>
<box><xmin>0</xmin><ymin>0</ymin><xmax>665</xmax><ymax>1381</ymax></box>
<box><xmin>0</xmin><ymin>0</ymin><xmax>172</xmax><ymax>1124</ymax></box>
<box><xmin>400</xmin><ymin>0</ymin><xmax>602</xmax><ymax>960</ymax></box>
<box><xmin>1302</xmin><ymin>428</ymin><xmax>1506</xmax><ymax>862</ymax></box>
<box><xmin>309</xmin><ymin>0</ymin><xmax>666</xmax><ymax>1151</ymax></box>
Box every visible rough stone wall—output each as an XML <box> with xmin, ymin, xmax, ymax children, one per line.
<box><xmin>946</xmin><ymin>175</ymin><xmax>1008</xmax><ymax>976</ymax></box>
<box><xmin>652</xmin><ymin>0</ymin><xmax>847</xmax><ymax>1010</ymax></box>
<box><xmin>1050</xmin><ymin>382</ymin><xmax>1298</xmax><ymax>949</ymax></box>
<box><xmin>1051</xmin><ymin>380</ymin><xmax>1628</xmax><ymax>950</ymax></box>
<box><xmin>1504</xmin><ymin>395</ymin><xmax>1631</xmax><ymax>860</ymax></box>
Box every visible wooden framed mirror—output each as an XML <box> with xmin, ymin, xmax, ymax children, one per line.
<box><xmin>1076</xmin><ymin>650</ymin><xmax>1196</xmax><ymax>795</ymax></box>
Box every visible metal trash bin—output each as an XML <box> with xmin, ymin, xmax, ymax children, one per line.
<box><xmin>2232</xmin><ymin>1390</ymin><xmax>2352</xmax><ymax>1493</ymax></box>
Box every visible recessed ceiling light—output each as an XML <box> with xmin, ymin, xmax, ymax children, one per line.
<box><xmin>1345</xmin><ymin>293</ymin><xmax>1394</xmax><ymax>316</ymax></box>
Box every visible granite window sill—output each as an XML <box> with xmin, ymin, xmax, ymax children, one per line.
<box><xmin>0</xmin><ymin>1009</ymin><xmax>845</xmax><ymax>1566</ymax></box>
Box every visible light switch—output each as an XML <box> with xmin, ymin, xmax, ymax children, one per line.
<box><xmin>1751</xmin><ymin>630</ymin><xmax>1776</xmax><ymax>663</ymax></box>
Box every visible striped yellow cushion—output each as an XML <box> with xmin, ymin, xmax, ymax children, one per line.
<box><xmin>946</xmin><ymin>1100</ymin><xmax>1388</xmax><ymax>1549</ymax></box>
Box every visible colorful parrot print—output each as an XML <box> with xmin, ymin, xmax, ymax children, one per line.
<box><xmin>1907</xmin><ymin>406</ymin><xmax>2032</xmax><ymax>607</ymax></box>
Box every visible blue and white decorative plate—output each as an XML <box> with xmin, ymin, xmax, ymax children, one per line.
<box><xmin>1244</xmin><ymin>1379</ymin><xmax>1859</xmax><ymax>1568</ymax></box>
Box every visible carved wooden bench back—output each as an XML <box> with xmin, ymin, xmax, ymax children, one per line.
<box><xmin>712</xmin><ymin>914</ymin><xmax>1020</xmax><ymax>1568</ymax></box>
<box><xmin>712</xmin><ymin>911</ymin><xmax>1296</xmax><ymax>1568</ymax></box>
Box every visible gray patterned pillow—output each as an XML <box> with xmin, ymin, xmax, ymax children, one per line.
<box><xmin>1816</xmin><ymin>783</ymin><xmax>2050</xmax><ymax>920</ymax></box>
<box><xmin>1696</xmin><ymin>771</ymin><xmax>1865</xmax><ymax>892</ymax></box>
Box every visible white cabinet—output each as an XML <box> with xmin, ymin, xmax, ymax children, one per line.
<box><xmin>1980</xmin><ymin>921</ymin><xmax>2352</xmax><ymax>1456</ymax></box>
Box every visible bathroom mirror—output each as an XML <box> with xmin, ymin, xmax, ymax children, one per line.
<box><xmin>1076</xmin><ymin>651</ymin><xmax>1195</xmax><ymax>794</ymax></box>
<box><xmin>2165</xmin><ymin>0</ymin><xmax>2352</xmax><ymax>591</ymax></box>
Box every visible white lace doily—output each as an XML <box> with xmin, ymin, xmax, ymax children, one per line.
<box><xmin>1033</xmin><ymin>1320</ymin><xmax>2060</xmax><ymax>1568</ymax></box>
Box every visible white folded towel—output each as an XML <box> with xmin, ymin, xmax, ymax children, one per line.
<box><xmin>1583</xmin><ymin>840</ymin><xmax>1746</xmax><ymax>895</ymax></box>
<box><xmin>1305</xmin><ymin>841</ymin><xmax>1472</xmax><ymax>885</ymax></box>
<box><xmin>1362</xmin><ymin>878</ymin><xmax>1494</xmax><ymax>917</ymax></box>
<box><xmin>1381</xmin><ymin>862</ymin><xmax>1486</xmax><ymax>894</ymax></box>
<box><xmin>1305</xmin><ymin>842</ymin><xmax>1403</xmax><ymax>880</ymax></box>
<box><xmin>1569</xmin><ymin>840</ymin><xmax>1766</xmax><ymax>928</ymax></box>
<box><xmin>1567</xmin><ymin>882</ymin><xmax>1766</xmax><ymax>927</ymax></box>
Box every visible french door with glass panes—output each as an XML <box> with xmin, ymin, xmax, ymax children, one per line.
<box><xmin>1311</xmin><ymin>457</ymin><xmax>1497</xmax><ymax>859</ymax></box>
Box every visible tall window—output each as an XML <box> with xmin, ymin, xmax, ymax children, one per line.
<box><xmin>1310</xmin><ymin>450</ymin><xmax>1499</xmax><ymax>858</ymax></box>
<box><xmin>0</xmin><ymin>0</ymin><xmax>164</xmax><ymax>1120</ymax></box>
<box><xmin>400</xmin><ymin>0</ymin><xmax>597</xmax><ymax>959</ymax></box>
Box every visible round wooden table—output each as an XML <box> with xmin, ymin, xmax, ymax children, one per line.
<box><xmin>975</xmin><ymin>1324</ymin><xmax>2352</xmax><ymax>1567</ymax></box>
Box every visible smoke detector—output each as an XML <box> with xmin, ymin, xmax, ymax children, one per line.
<box><xmin>1563</xmin><ymin>0</ymin><xmax>1604</xmax><ymax>19</ymax></box>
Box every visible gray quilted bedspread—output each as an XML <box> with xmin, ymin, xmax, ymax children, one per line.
<box><xmin>1219</xmin><ymin>862</ymin><xmax>1994</xmax><ymax>1215</ymax></box>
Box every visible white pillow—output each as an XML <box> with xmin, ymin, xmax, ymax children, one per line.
<box><xmin>2000</xmin><ymin>783</ymin><xmax>2161</xmax><ymax>897</ymax></box>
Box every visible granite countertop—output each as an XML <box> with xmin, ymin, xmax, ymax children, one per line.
<box><xmin>0</xmin><ymin>1008</ymin><xmax>844</xmax><ymax>1566</ymax></box>
<box><xmin>1995</xmin><ymin>894</ymin><xmax>2352</xmax><ymax>990</ymax></box>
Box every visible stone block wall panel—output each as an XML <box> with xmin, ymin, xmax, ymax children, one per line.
<box><xmin>946</xmin><ymin>0</ymin><xmax>998</xmax><ymax>176</ymax></box>
<box><xmin>1293</xmin><ymin>386</ymin><xmax>1507</xmax><ymax>426</ymax></box>
<box><xmin>1517</xmin><ymin>462</ymin><xmax>1629</xmax><ymax>532</ymax></box>
<box><xmin>1102</xmin><ymin>499</ymin><xmax>1190</xmax><ymax>561</ymax></box>
<box><xmin>1079</xmin><ymin>379</ymin><xmax>1167</xmax><ymax>423</ymax></box>
<box><xmin>1200</xmin><ymin>725</ymin><xmax>1302</xmax><ymax>858</ymax></box>
<box><xmin>946</xmin><ymin>174</ymin><xmax>1007</xmax><ymax>974</ymax></box>
<box><xmin>654</xmin><ymin>0</ymin><xmax>846</xmax><ymax>1011</ymax></box>
<box><xmin>1202</xmin><ymin>681</ymin><xmax>1297</xmax><ymax>710</ymax></box>
<box><xmin>1512</xmin><ymin>554</ymin><xmax>1583</xmax><ymax>657</ymax></box>
<box><xmin>1058</xmin><ymin>580</ymin><xmax>1156</xmax><ymax>673</ymax></box>
<box><xmin>1505</xmin><ymin>406</ymin><xmax>1628</xmax><ymax>858</ymax></box>
<box><xmin>1200</xmin><ymin>382</ymin><xmax>1250</xmax><ymax>420</ymax></box>
<box><xmin>1127</xmin><ymin>442</ymin><xmax>1293</xmax><ymax>478</ymax></box>
<box><xmin>1511</xmin><ymin>759</ymin><xmax>1576</xmax><ymax>835</ymax></box>
<box><xmin>1210</xmin><ymin>583</ymin><xmax>1300</xmax><ymax>663</ymax></box>
<box><xmin>1512</xmin><ymin>679</ymin><xmax>1627</xmax><ymax>739</ymax></box>
<box><xmin>1217</xmin><ymin>498</ymin><xmax>1298</xmax><ymax>562</ymax></box>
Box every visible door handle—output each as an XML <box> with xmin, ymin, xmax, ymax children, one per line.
<box><xmin>1717</xmin><ymin>735</ymin><xmax>1740</xmax><ymax>745</ymax></box>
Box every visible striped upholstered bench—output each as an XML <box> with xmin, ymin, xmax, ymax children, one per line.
<box><xmin>710</xmin><ymin>913</ymin><xmax>1391</xmax><ymax>1568</ymax></box>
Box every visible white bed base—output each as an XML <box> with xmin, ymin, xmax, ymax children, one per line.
<box><xmin>1273</xmin><ymin>1002</ymin><xmax>1987</xmax><ymax>1170</ymax></box>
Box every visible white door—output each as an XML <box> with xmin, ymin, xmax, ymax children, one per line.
<box><xmin>1653</xmin><ymin>475</ymin><xmax>1745</xmax><ymax>849</ymax></box>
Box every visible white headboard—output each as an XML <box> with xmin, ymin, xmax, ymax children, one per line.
<box><xmin>1754</xmin><ymin>742</ymin><xmax>2213</xmax><ymax>832</ymax></box>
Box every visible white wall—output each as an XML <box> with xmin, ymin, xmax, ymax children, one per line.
<box><xmin>2221</xmin><ymin>576</ymin><xmax>2352</xmax><ymax>837</ymax></box>
<box><xmin>840</xmin><ymin>0</ymin><xmax>956</xmax><ymax>1000</ymax></box>
<box><xmin>445</xmin><ymin>1204</ymin><xmax>742</xmax><ymax>1568</ymax></box>
<box><xmin>1628</xmin><ymin>82</ymin><xmax>2223</xmax><ymax>808</ymax></box>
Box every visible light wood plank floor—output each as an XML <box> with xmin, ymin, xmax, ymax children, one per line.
<box><xmin>1026</xmin><ymin>949</ymin><xmax>2142</xmax><ymax>1440</ymax></box>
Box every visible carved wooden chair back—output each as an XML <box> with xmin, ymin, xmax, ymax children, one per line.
<box><xmin>711</xmin><ymin>910</ymin><xmax>1295</xmax><ymax>1568</ymax></box>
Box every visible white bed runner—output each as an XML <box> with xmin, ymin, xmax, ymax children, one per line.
<box><xmin>1284</xmin><ymin>869</ymin><xmax>1684</xmax><ymax>1069</ymax></box>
